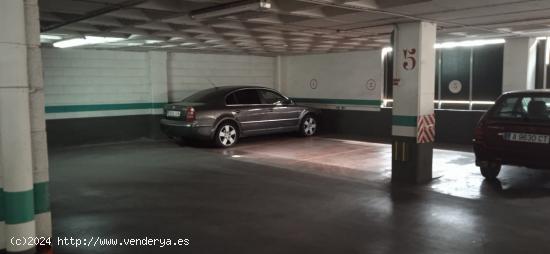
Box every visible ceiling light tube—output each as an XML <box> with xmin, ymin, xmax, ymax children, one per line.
<box><xmin>471</xmin><ymin>101</ymin><xmax>495</xmax><ymax>105</ymax></box>
<box><xmin>435</xmin><ymin>39</ymin><xmax>505</xmax><ymax>49</ymax></box>
<box><xmin>437</xmin><ymin>100</ymin><xmax>471</xmax><ymax>104</ymax></box>
<box><xmin>145</xmin><ymin>40</ymin><xmax>164</xmax><ymax>44</ymax></box>
<box><xmin>383</xmin><ymin>99</ymin><xmax>494</xmax><ymax>106</ymax></box>
<box><xmin>53</xmin><ymin>36</ymin><xmax>125</xmax><ymax>48</ymax></box>
<box><xmin>190</xmin><ymin>0</ymin><xmax>271</xmax><ymax>19</ymax></box>
<box><xmin>52</xmin><ymin>38</ymin><xmax>88</xmax><ymax>48</ymax></box>
<box><xmin>40</xmin><ymin>34</ymin><xmax>62</xmax><ymax>41</ymax></box>
<box><xmin>380</xmin><ymin>39</ymin><xmax>505</xmax><ymax>53</ymax></box>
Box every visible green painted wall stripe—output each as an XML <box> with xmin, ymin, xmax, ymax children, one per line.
<box><xmin>34</xmin><ymin>182</ymin><xmax>50</xmax><ymax>215</ymax></box>
<box><xmin>5</xmin><ymin>189</ymin><xmax>34</xmax><ymax>224</ymax></box>
<box><xmin>292</xmin><ymin>98</ymin><xmax>382</xmax><ymax>106</ymax></box>
<box><xmin>0</xmin><ymin>189</ymin><xmax>4</xmax><ymax>222</ymax></box>
<box><xmin>45</xmin><ymin>102</ymin><xmax>166</xmax><ymax>113</ymax></box>
<box><xmin>45</xmin><ymin>99</ymin><xmax>381</xmax><ymax>113</ymax></box>
<box><xmin>392</xmin><ymin>115</ymin><xmax>417</xmax><ymax>127</ymax></box>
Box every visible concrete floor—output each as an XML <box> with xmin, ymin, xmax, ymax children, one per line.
<box><xmin>50</xmin><ymin>135</ymin><xmax>550</xmax><ymax>254</ymax></box>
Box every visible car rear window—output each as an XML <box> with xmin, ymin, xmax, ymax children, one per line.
<box><xmin>492</xmin><ymin>94</ymin><xmax>550</xmax><ymax>122</ymax></box>
<box><xmin>226</xmin><ymin>93</ymin><xmax>238</xmax><ymax>105</ymax></box>
<box><xmin>233</xmin><ymin>89</ymin><xmax>261</xmax><ymax>104</ymax></box>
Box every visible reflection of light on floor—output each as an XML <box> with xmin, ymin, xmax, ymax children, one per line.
<box><xmin>222</xmin><ymin>150</ymin><xmax>244</xmax><ymax>158</ymax></box>
<box><xmin>421</xmin><ymin>204</ymin><xmax>482</xmax><ymax>245</ymax></box>
<box><xmin>217</xmin><ymin>136</ymin><xmax>487</xmax><ymax>200</ymax></box>
<box><xmin>431</xmin><ymin>149</ymin><xmax>482</xmax><ymax>199</ymax></box>
<box><xmin>324</xmin><ymin>137</ymin><xmax>388</xmax><ymax>147</ymax></box>
<box><xmin>362</xmin><ymin>196</ymin><xmax>393</xmax><ymax>218</ymax></box>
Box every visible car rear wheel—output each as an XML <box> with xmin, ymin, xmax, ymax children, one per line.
<box><xmin>300</xmin><ymin>115</ymin><xmax>317</xmax><ymax>137</ymax></box>
<box><xmin>480</xmin><ymin>162</ymin><xmax>501</xmax><ymax>180</ymax></box>
<box><xmin>215</xmin><ymin>121</ymin><xmax>238</xmax><ymax>147</ymax></box>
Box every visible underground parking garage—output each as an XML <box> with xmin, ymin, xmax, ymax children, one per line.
<box><xmin>3</xmin><ymin>0</ymin><xmax>550</xmax><ymax>253</ymax></box>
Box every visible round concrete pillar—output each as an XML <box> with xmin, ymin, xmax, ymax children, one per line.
<box><xmin>25</xmin><ymin>0</ymin><xmax>52</xmax><ymax>246</ymax></box>
<box><xmin>0</xmin><ymin>0</ymin><xmax>37</xmax><ymax>253</ymax></box>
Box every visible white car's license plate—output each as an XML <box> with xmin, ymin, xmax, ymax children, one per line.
<box><xmin>166</xmin><ymin>110</ymin><xmax>181</xmax><ymax>117</ymax></box>
<box><xmin>504</xmin><ymin>132</ymin><xmax>550</xmax><ymax>144</ymax></box>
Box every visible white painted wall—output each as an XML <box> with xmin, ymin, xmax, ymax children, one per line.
<box><xmin>167</xmin><ymin>53</ymin><xmax>275</xmax><ymax>101</ymax></box>
<box><xmin>42</xmin><ymin>48</ymin><xmax>151</xmax><ymax>119</ymax></box>
<box><xmin>42</xmin><ymin>49</ymin><xmax>276</xmax><ymax>119</ymax></box>
<box><xmin>42</xmin><ymin>48</ymin><xmax>386</xmax><ymax>119</ymax></box>
<box><xmin>281</xmin><ymin>50</ymin><xmax>384</xmax><ymax>111</ymax></box>
<box><xmin>43</xmin><ymin>49</ymin><xmax>150</xmax><ymax>105</ymax></box>
<box><xmin>502</xmin><ymin>37</ymin><xmax>537</xmax><ymax>92</ymax></box>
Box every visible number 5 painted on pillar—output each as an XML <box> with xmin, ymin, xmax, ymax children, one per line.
<box><xmin>402</xmin><ymin>48</ymin><xmax>417</xmax><ymax>71</ymax></box>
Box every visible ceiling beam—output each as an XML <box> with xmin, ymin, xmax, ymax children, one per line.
<box><xmin>41</xmin><ymin>0</ymin><xmax>148</xmax><ymax>32</ymax></box>
<box><xmin>296</xmin><ymin>0</ymin><xmax>517</xmax><ymax>36</ymax></box>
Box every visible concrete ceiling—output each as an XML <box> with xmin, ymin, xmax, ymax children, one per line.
<box><xmin>39</xmin><ymin>0</ymin><xmax>550</xmax><ymax>55</ymax></box>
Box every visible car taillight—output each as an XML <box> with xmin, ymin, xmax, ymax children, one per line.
<box><xmin>186</xmin><ymin>107</ymin><xmax>195</xmax><ymax>122</ymax></box>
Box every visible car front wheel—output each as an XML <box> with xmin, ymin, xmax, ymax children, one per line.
<box><xmin>480</xmin><ymin>162</ymin><xmax>501</xmax><ymax>180</ymax></box>
<box><xmin>215</xmin><ymin>121</ymin><xmax>238</xmax><ymax>147</ymax></box>
<box><xmin>300</xmin><ymin>115</ymin><xmax>317</xmax><ymax>137</ymax></box>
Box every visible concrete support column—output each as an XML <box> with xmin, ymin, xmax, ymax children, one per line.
<box><xmin>275</xmin><ymin>56</ymin><xmax>287</xmax><ymax>92</ymax></box>
<box><xmin>0</xmin><ymin>1</ymin><xmax>37</xmax><ymax>253</ymax></box>
<box><xmin>25</xmin><ymin>0</ymin><xmax>52</xmax><ymax>250</ymax></box>
<box><xmin>535</xmin><ymin>37</ymin><xmax>550</xmax><ymax>89</ymax></box>
<box><xmin>148</xmin><ymin>51</ymin><xmax>168</xmax><ymax>138</ymax></box>
<box><xmin>148</xmin><ymin>51</ymin><xmax>168</xmax><ymax>113</ymax></box>
<box><xmin>391</xmin><ymin>22</ymin><xmax>437</xmax><ymax>184</ymax></box>
<box><xmin>503</xmin><ymin>37</ymin><xmax>537</xmax><ymax>92</ymax></box>
<box><xmin>543</xmin><ymin>38</ymin><xmax>550</xmax><ymax>89</ymax></box>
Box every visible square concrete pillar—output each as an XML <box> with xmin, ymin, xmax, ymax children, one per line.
<box><xmin>148</xmin><ymin>51</ymin><xmax>168</xmax><ymax>113</ymax></box>
<box><xmin>391</xmin><ymin>22</ymin><xmax>437</xmax><ymax>184</ymax></box>
<box><xmin>147</xmin><ymin>51</ymin><xmax>168</xmax><ymax>139</ymax></box>
<box><xmin>503</xmin><ymin>37</ymin><xmax>537</xmax><ymax>92</ymax></box>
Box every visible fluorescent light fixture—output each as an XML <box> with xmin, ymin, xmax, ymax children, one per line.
<box><xmin>53</xmin><ymin>36</ymin><xmax>125</xmax><ymax>48</ymax></box>
<box><xmin>40</xmin><ymin>34</ymin><xmax>62</xmax><ymax>41</ymax></box>
<box><xmin>472</xmin><ymin>101</ymin><xmax>495</xmax><ymax>105</ymax></box>
<box><xmin>435</xmin><ymin>39</ymin><xmax>505</xmax><ymax>49</ymax></box>
<box><xmin>181</xmin><ymin>42</ymin><xmax>197</xmax><ymax>46</ymax></box>
<box><xmin>436</xmin><ymin>100</ymin><xmax>495</xmax><ymax>105</ymax></box>
<box><xmin>126</xmin><ymin>42</ymin><xmax>144</xmax><ymax>46</ymax></box>
<box><xmin>190</xmin><ymin>0</ymin><xmax>272</xmax><ymax>20</ymax></box>
<box><xmin>260</xmin><ymin>0</ymin><xmax>271</xmax><ymax>8</ymax></box>
<box><xmin>380</xmin><ymin>39</ymin><xmax>505</xmax><ymax>53</ymax></box>
<box><xmin>383</xmin><ymin>99</ymin><xmax>494</xmax><ymax>106</ymax></box>
<box><xmin>437</xmin><ymin>100</ymin><xmax>471</xmax><ymax>104</ymax></box>
<box><xmin>204</xmin><ymin>39</ymin><xmax>221</xmax><ymax>44</ymax></box>
<box><xmin>145</xmin><ymin>40</ymin><xmax>163</xmax><ymax>44</ymax></box>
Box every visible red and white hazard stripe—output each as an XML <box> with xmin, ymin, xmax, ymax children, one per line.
<box><xmin>417</xmin><ymin>114</ymin><xmax>435</xmax><ymax>143</ymax></box>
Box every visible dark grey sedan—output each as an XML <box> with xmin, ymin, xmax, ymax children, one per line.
<box><xmin>160</xmin><ymin>86</ymin><xmax>320</xmax><ymax>147</ymax></box>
